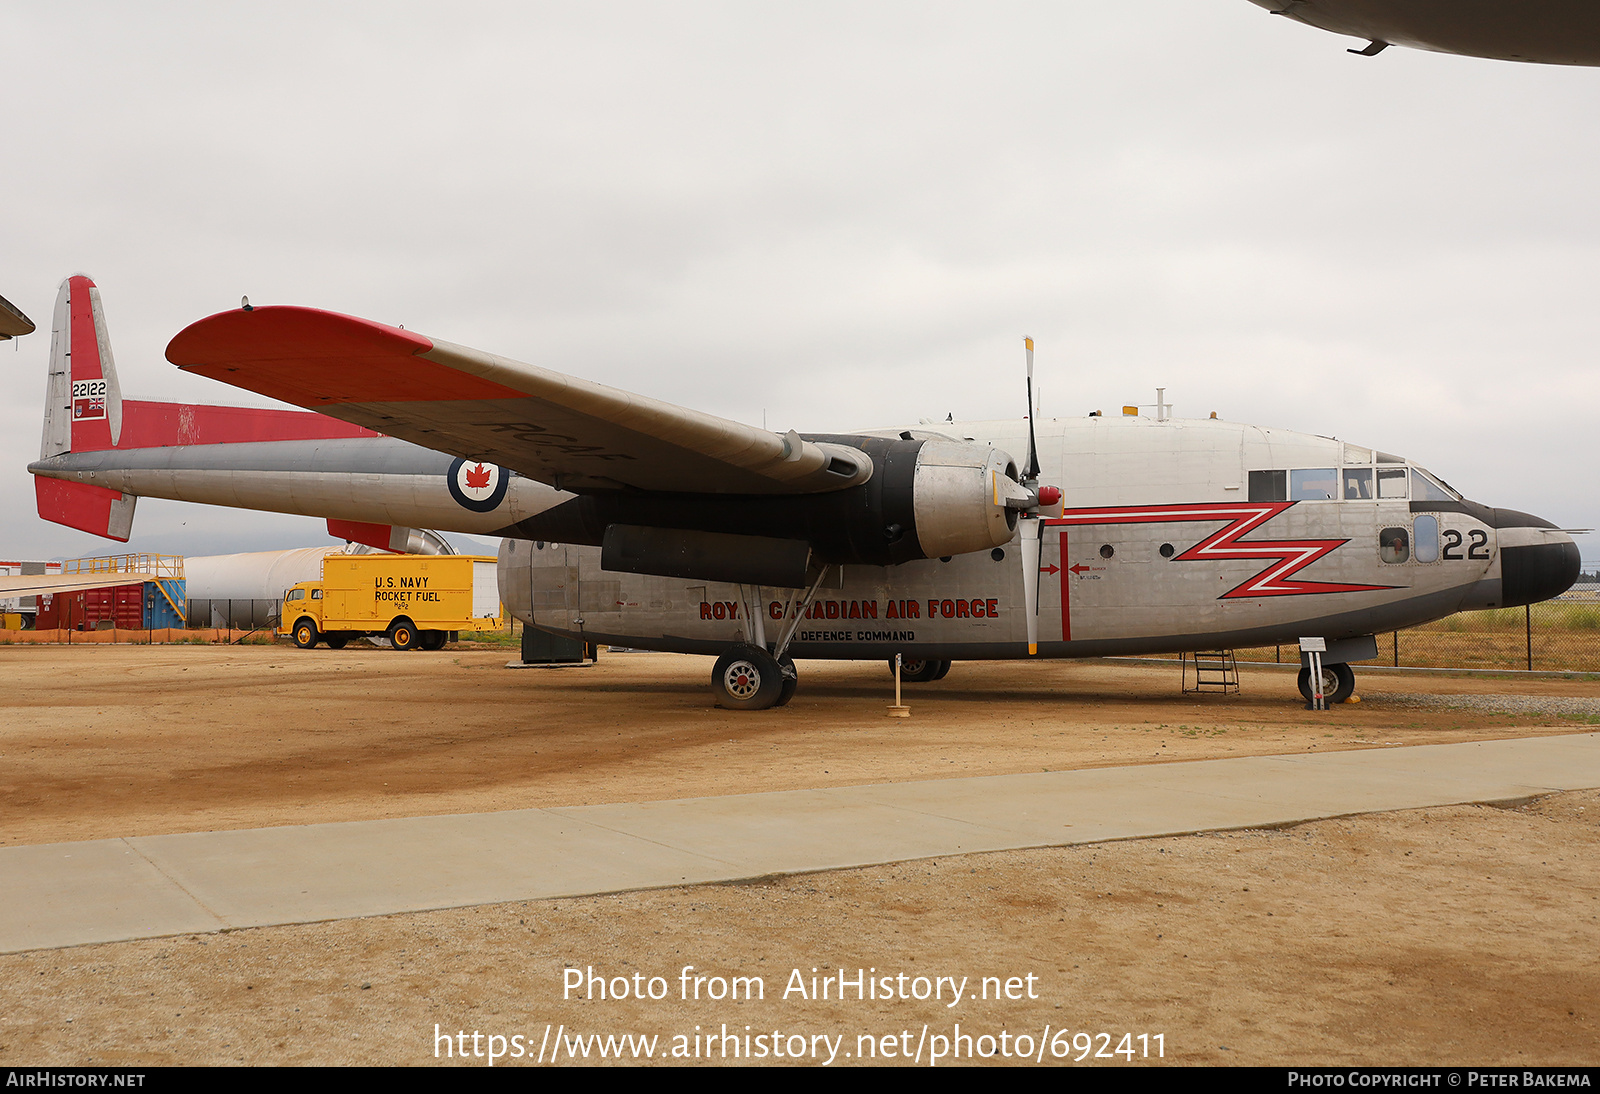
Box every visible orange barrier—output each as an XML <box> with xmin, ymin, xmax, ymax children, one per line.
<box><xmin>0</xmin><ymin>628</ymin><xmax>278</xmax><ymax>645</ymax></box>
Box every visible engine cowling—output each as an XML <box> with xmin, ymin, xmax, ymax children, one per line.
<box><xmin>908</xmin><ymin>440</ymin><xmax>1021</xmax><ymax>559</ymax></box>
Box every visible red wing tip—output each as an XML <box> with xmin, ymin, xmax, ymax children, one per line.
<box><xmin>165</xmin><ymin>305</ymin><xmax>433</xmax><ymax>367</ymax></box>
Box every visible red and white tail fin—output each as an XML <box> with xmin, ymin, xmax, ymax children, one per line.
<box><xmin>37</xmin><ymin>274</ymin><xmax>138</xmax><ymax>540</ymax></box>
<box><xmin>41</xmin><ymin>274</ymin><xmax>124</xmax><ymax>456</ymax></box>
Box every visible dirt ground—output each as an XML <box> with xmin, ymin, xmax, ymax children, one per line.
<box><xmin>1</xmin><ymin>644</ymin><xmax>1597</xmax><ymax>1066</ymax></box>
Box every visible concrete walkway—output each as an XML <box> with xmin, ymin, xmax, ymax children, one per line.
<box><xmin>4</xmin><ymin>733</ymin><xmax>1597</xmax><ymax>954</ymax></box>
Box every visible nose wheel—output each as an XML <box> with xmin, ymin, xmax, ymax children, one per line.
<box><xmin>1298</xmin><ymin>662</ymin><xmax>1356</xmax><ymax>705</ymax></box>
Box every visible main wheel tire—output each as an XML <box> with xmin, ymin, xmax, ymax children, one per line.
<box><xmin>419</xmin><ymin>630</ymin><xmax>447</xmax><ymax>651</ymax></box>
<box><xmin>324</xmin><ymin>635</ymin><xmax>349</xmax><ymax>650</ymax></box>
<box><xmin>775</xmin><ymin>656</ymin><xmax>799</xmax><ymax>707</ymax></box>
<box><xmin>292</xmin><ymin>619</ymin><xmax>319</xmax><ymax>650</ymax></box>
<box><xmin>933</xmin><ymin>659</ymin><xmax>953</xmax><ymax>680</ymax></box>
<box><xmin>388</xmin><ymin>620</ymin><xmax>421</xmax><ymax>651</ymax></box>
<box><xmin>712</xmin><ymin>644</ymin><xmax>783</xmax><ymax>710</ymax></box>
<box><xmin>890</xmin><ymin>657</ymin><xmax>944</xmax><ymax>683</ymax></box>
<box><xmin>1298</xmin><ymin>662</ymin><xmax>1356</xmax><ymax>705</ymax></box>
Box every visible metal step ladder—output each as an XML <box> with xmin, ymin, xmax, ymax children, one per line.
<box><xmin>1182</xmin><ymin>650</ymin><xmax>1239</xmax><ymax>694</ymax></box>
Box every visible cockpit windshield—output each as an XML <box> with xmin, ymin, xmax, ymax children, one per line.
<box><xmin>1409</xmin><ymin>467</ymin><xmax>1459</xmax><ymax>502</ymax></box>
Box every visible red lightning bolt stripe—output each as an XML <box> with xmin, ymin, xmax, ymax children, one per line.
<box><xmin>1044</xmin><ymin>500</ymin><xmax>1396</xmax><ymax>611</ymax></box>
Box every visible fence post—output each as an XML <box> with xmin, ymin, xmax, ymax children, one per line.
<box><xmin>1526</xmin><ymin>604</ymin><xmax>1532</xmax><ymax>672</ymax></box>
<box><xmin>1392</xmin><ymin>631</ymin><xmax>1398</xmax><ymax>667</ymax></box>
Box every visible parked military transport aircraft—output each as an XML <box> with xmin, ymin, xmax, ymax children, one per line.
<box><xmin>1248</xmin><ymin>0</ymin><xmax>1600</xmax><ymax>65</ymax></box>
<box><xmin>29</xmin><ymin>275</ymin><xmax>1580</xmax><ymax>708</ymax></box>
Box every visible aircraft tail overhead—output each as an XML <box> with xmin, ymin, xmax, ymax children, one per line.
<box><xmin>31</xmin><ymin>276</ymin><xmax>384</xmax><ymax>542</ymax></box>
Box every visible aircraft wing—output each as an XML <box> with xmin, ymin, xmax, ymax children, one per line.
<box><xmin>0</xmin><ymin>293</ymin><xmax>35</xmax><ymax>340</ymax></box>
<box><xmin>166</xmin><ymin>307</ymin><xmax>869</xmax><ymax>495</ymax></box>
<box><xmin>0</xmin><ymin>572</ymin><xmax>160</xmax><ymax>597</ymax></box>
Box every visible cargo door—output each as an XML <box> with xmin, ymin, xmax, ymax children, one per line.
<box><xmin>472</xmin><ymin>560</ymin><xmax>499</xmax><ymax>619</ymax></box>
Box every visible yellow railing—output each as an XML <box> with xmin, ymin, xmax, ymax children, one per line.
<box><xmin>60</xmin><ymin>553</ymin><xmax>185</xmax><ymax>579</ymax></box>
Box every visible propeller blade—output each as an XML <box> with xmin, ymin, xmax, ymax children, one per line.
<box><xmin>1021</xmin><ymin>517</ymin><xmax>1041</xmax><ymax>655</ymax></box>
<box><xmin>1023</xmin><ymin>337</ymin><xmax>1040</xmax><ymax>483</ymax></box>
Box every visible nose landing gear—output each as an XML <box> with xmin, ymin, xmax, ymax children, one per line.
<box><xmin>1298</xmin><ymin>661</ymin><xmax>1356</xmax><ymax>705</ymax></box>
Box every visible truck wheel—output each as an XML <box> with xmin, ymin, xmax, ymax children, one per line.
<box><xmin>388</xmin><ymin>620</ymin><xmax>421</xmax><ymax>651</ymax></box>
<box><xmin>419</xmin><ymin>630</ymin><xmax>446</xmax><ymax>651</ymax></box>
<box><xmin>1298</xmin><ymin>662</ymin><xmax>1356</xmax><ymax>705</ymax></box>
<box><xmin>325</xmin><ymin>635</ymin><xmax>348</xmax><ymax>650</ymax></box>
<box><xmin>712</xmin><ymin>644</ymin><xmax>783</xmax><ymax>710</ymax></box>
<box><xmin>292</xmin><ymin>619</ymin><xmax>319</xmax><ymax>650</ymax></box>
<box><xmin>933</xmin><ymin>660</ymin><xmax>953</xmax><ymax>680</ymax></box>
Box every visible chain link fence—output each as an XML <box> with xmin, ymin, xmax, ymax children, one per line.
<box><xmin>1235</xmin><ymin>587</ymin><xmax>1600</xmax><ymax>673</ymax></box>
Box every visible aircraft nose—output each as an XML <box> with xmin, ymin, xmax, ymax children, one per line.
<box><xmin>1493</xmin><ymin>508</ymin><xmax>1581</xmax><ymax>608</ymax></box>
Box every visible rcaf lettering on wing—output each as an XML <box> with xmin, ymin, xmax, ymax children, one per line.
<box><xmin>28</xmin><ymin>277</ymin><xmax>1579</xmax><ymax>711</ymax></box>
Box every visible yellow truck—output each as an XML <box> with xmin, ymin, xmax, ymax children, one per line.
<box><xmin>279</xmin><ymin>554</ymin><xmax>501</xmax><ymax>650</ymax></box>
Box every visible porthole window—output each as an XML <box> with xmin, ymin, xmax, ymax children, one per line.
<box><xmin>991</xmin><ymin>548</ymin><xmax>1006</xmax><ymax>561</ymax></box>
<box><xmin>1379</xmin><ymin>527</ymin><xmax>1410</xmax><ymax>564</ymax></box>
<box><xmin>1099</xmin><ymin>544</ymin><xmax>1115</xmax><ymax>559</ymax></box>
<box><xmin>1159</xmin><ymin>543</ymin><xmax>1175</xmax><ymax>559</ymax></box>
<box><xmin>1414</xmin><ymin>514</ymin><xmax>1440</xmax><ymax>563</ymax></box>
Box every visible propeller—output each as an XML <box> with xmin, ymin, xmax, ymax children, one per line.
<box><xmin>1015</xmin><ymin>337</ymin><xmax>1062</xmax><ymax>656</ymax></box>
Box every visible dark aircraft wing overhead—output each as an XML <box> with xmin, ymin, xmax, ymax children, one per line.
<box><xmin>166</xmin><ymin>306</ymin><xmax>869</xmax><ymax>495</ymax></box>
<box><xmin>0</xmin><ymin>294</ymin><xmax>35</xmax><ymax>340</ymax></box>
<box><xmin>1247</xmin><ymin>0</ymin><xmax>1600</xmax><ymax>65</ymax></box>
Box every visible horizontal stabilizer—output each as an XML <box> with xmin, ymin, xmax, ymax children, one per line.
<box><xmin>327</xmin><ymin>518</ymin><xmax>404</xmax><ymax>553</ymax></box>
<box><xmin>35</xmin><ymin>477</ymin><xmax>138</xmax><ymax>541</ymax></box>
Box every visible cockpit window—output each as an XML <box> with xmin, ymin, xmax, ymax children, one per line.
<box><xmin>1289</xmin><ymin>469</ymin><xmax>1337</xmax><ymax>501</ymax></box>
<box><xmin>1410</xmin><ymin>468</ymin><xmax>1457</xmax><ymax>502</ymax></box>
<box><xmin>1343</xmin><ymin>468</ymin><xmax>1374</xmax><ymax>500</ymax></box>
<box><xmin>1377</xmin><ymin>467</ymin><xmax>1408</xmax><ymax>499</ymax></box>
<box><xmin>1248</xmin><ymin>470</ymin><xmax>1286</xmax><ymax>502</ymax></box>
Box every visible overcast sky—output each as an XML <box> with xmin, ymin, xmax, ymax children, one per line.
<box><xmin>4</xmin><ymin>2</ymin><xmax>1597</xmax><ymax>564</ymax></box>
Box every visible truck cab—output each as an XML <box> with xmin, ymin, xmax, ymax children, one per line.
<box><xmin>280</xmin><ymin>583</ymin><xmax>344</xmax><ymax>648</ymax></box>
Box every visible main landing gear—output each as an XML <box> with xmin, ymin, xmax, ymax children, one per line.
<box><xmin>1298</xmin><ymin>661</ymin><xmax>1356</xmax><ymax>705</ymax></box>
<box><xmin>708</xmin><ymin>573</ymin><xmax>824</xmax><ymax>711</ymax></box>
<box><xmin>712</xmin><ymin>645</ymin><xmax>799</xmax><ymax>710</ymax></box>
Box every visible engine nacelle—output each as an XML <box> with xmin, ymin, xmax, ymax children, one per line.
<box><xmin>503</xmin><ymin>434</ymin><xmax>1027</xmax><ymax>569</ymax></box>
<box><xmin>908</xmin><ymin>441</ymin><xmax>1020</xmax><ymax>559</ymax></box>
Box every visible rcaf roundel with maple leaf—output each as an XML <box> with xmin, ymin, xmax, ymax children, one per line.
<box><xmin>446</xmin><ymin>457</ymin><xmax>509</xmax><ymax>512</ymax></box>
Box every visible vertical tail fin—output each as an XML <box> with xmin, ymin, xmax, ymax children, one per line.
<box><xmin>41</xmin><ymin>273</ymin><xmax>124</xmax><ymax>457</ymax></box>
<box><xmin>35</xmin><ymin>274</ymin><xmax>137</xmax><ymax>540</ymax></box>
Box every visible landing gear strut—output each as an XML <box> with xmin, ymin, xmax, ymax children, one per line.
<box><xmin>709</xmin><ymin>571</ymin><xmax>827</xmax><ymax>710</ymax></box>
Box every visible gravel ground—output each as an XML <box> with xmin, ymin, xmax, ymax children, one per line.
<box><xmin>1365</xmin><ymin>692</ymin><xmax>1600</xmax><ymax>718</ymax></box>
